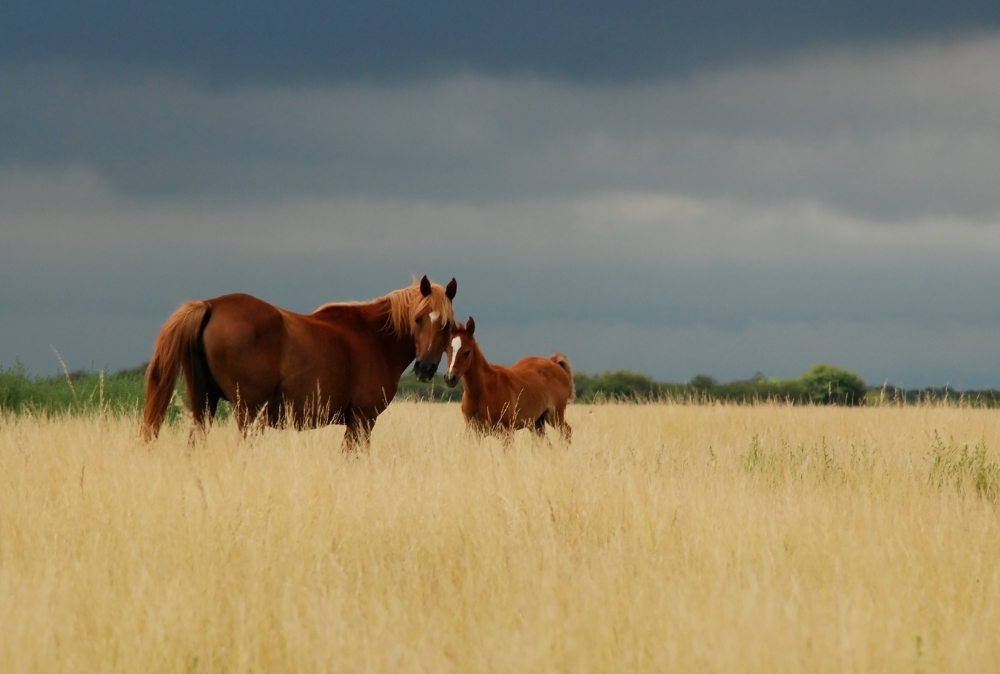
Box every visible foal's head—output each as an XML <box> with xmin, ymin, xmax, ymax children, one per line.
<box><xmin>443</xmin><ymin>316</ymin><xmax>477</xmax><ymax>388</ymax></box>
<box><xmin>408</xmin><ymin>275</ymin><xmax>458</xmax><ymax>381</ymax></box>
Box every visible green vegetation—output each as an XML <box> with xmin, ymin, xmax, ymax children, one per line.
<box><xmin>927</xmin><ymin>431</ymin><xmax>1000</xmax><ymax>502</ymax></box>
<box><xmin>400</xmin><ymin>362</ymin><xmax>1000</xmax><ymax>406</ymax></box>
<box><xmin>0</xmin><ymin>362</ymin><xmax>147</xmax><ymax>416</ymax></box>
<box><xmin>574</xmin><ymin>370</ymin><xmax>672</xmax><ymax>402</ymax></box>
<box><xmin>396</xmin><ymin>371</ymin><xmax>464</xmax><ymax>402</ymax></box>
<box><xmin>3</xmin><ymin>361</ymin><xmax>999</xmax><ymax>417</ymax></box>
<box><xmin>572</xmin><ymin>363</ymin><xmax>870</xmax><ymax>405</ymax></box>
<box><xmin>799</xmin><ymin>363</ymin><xmax>868</xmax><ymax>405</ymax></box>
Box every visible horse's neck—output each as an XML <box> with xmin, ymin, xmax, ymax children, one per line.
<box><xmin>372</xmin><ymin>299</ymin><xmax>417</xmax><ymax>376</ymax></box>
<box><xmin>315</xmin><ymin>299</ymin><xmax>415</xmax><ymax>376</ymax></box>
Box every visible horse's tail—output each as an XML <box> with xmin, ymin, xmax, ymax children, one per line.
<box><xmin>141</xmin><ymin>301</ymin><xmax>211</xmax><ymax>441</ymax></box>
<box><xmin>550</xmin><ymin>353</ymin><xmax>576</xmax><ymax>402</ymax></box>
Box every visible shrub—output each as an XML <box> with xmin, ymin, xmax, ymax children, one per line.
<box><xmin>799</xmin><ymin>363</ymin><xmax>867</xmax><ymax>406</ymax></box>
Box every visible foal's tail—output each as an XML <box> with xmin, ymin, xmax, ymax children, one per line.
<box><xmin>550</xmin><ymin>353</ymin><xmax>576</xmax><ymax>402</ymax></box>
<box><xmin>141</xmin><ymin>301</ymin><xmax>211</xmax><ymax>441</ymax></box>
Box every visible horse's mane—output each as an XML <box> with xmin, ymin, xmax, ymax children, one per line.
<box><xmin>314</xmin><ymin>278</ymin><xmax>455</xmax><ymax>336</ymax></box>
<box><xmin>386</xmin><ymin>280</ymin><xmax>455</xmax><ymax>335</ymax></box>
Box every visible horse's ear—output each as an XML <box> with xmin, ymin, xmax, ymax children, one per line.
<box><xmin>419</xmin><ymin>275</ymin><xmax>431</xmax><ymax>297</ymax></box>
<box><xmin>445</xmin><ymin>278</ymin><xmax>457</xmax><ymax>301</ymax></box>
<box><xmin>466</xmin><ymin>316</ymin><xmax>475</xmax><ymax>336</ymax></box>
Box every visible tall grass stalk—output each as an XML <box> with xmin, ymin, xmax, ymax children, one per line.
<box><xmin>2</xmin><ymin>403</ymin><xmax>999</xmax><ymax>672</ymax></box>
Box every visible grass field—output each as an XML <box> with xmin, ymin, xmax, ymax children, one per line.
<box><xmin>2</xmin><ymin>401</ymin><xmax>1000</xmax><ymax>672</ymax></box>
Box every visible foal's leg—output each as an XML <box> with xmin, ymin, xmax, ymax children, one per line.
<box><xmin>530</xmin><ymin>412</ymin><xmax>557</xmax><ymax>448</ymax></box>
<box><xmin>466</xmin><ymin>418</ymin><xmax>489</xmax><ymax>442</ymax></box>
<box><xmin>551</xmin><ymin>405</ymin><xmax>572</xmax><ymax>444</ymax></box>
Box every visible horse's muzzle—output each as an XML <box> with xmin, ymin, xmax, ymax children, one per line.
<box><xmin>413</xmin><ymin>359</ymin><xmax>438</xmax><ymax>382</ymax></box>
<box><xmin>443</xmin><ymin>372</ymin><xmax>459</xmax><ymax>388</ymax></box>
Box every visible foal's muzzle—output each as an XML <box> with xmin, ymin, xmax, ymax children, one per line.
<box><xmin>443</xmin><ymin>372</ymin><xmax>459</xmax><ymax>388</ymax></box>
<box><xmin>414</xmin><ymin>358</ymin><xmax>439</xmax><ymax>382</ymax></box>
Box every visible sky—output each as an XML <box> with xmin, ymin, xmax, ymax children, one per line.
<box><xmin>2</xmin><ymin>0</ymin><xmax>1000</xmax><ymax>388</ymax></box>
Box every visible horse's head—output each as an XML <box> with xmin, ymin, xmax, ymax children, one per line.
<box><xmin>410</xmin><ymin>275</ymin><xmax>458</xmax><ymax>381</ymax></box>
<box><xmin>443</xmin><ymin>316</ymin><xmax>475</xmax><ymax>388</ymax></box>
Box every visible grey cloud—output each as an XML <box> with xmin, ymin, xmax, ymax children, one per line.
<box><xmin>4</xmin><ymin>1</ymin><xmax>999</xmax><ymax>84</ymax></box>
<box><xmin>4</xmin><ymin>38</ymin><xmax>1000</xmax><ymax>387</ymax></box>
<box><xmin>6</xmin><ymin>168</ymin><xmax>1000</xmax><ymax>272</ymax></box>
<box><xmin>4</xmin><ymin>39</ymin><xmax>1000</xmax><ymax>221</ymax></box>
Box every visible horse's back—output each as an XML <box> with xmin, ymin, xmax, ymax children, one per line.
<box><xmin>202</xmin><ymin>294</ymin><xmax>290</xmax><ymax>353</ymax></box>
<box><xmin>204</xmin><ymin>293</ymin><xmax>287</xmax><ymax>335</ymax></box>
<box><xmin>200</xmin><ymin>293</ymin><xmax>386</xmax><ymax>421</ymax></box>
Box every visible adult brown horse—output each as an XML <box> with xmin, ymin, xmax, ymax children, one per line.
<box><xmin>443</xmin><ymin>317</ymin><xmax>574</xmax><ymax>443</ymax></box>
<box><xmin>142</xmin><ymin>275</ymin><xmax>457</xmax><ymax>449</ymax></box>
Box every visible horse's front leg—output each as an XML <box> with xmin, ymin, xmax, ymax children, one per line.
<box><xmin>497</xmin><ymin>423</ymin><xmax>516</xmax><ymax>448</ymax></box>
<box><xmin>342</xmin><ymin>426</ymin><xmax>368</xmax><ymax>452</ymax></box>
<box><xmin>342</xmin><ymin>408</ymin><xmax>375</xmax><ymax>452</ymax></box>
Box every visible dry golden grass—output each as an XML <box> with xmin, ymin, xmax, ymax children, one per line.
<box><xmin>2</xmin><ymin>401</ymin><xmax>1000</xmax><ymax>673</ymax></box>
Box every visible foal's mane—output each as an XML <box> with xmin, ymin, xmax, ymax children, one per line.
<box><xmin>314</xmin><ymin>278</ymin><xmax>455</xmax><ymax>336</ymax></box>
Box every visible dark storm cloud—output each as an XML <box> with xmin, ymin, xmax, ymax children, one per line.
<box><xmin>4</xmin><ymin>42</ymin><xmax>1000</xmax><ymax>220</ymax></box>
<box><xmin>4</xmin><ymin>1</ymin><xmax>1000</xmax><ymax>389</ymax></box>
<box><xmin>3</xmin><ymin>0</ymin><xmax>1000</xmax><ymax>83</ymax></box>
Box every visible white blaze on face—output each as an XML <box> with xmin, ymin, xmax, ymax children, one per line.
<box><xmin>447</xmin><ymin>335</ymin><xmax>463</xmax><ymax>375</ymax></box>
<box><xmin>417</xmin><ymin>312</ymin><xmax>440</xmax><ymax>359</ymax></box>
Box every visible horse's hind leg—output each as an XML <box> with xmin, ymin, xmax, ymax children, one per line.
<box><xmin>533</xmin><ymin>414</ymin><xmax>547</xmax><ymax>438</ymax></box>
<box><xmin>187</xmin><ymin>392</ymin><xmax>221</xmax><ymax>445</ymax></box>
<box><xmin>182</xmin><ymin>335</ymin><xmax>224</xmax><ymax>444</ymax></box>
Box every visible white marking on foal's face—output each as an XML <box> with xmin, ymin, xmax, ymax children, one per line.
<box><xmin>429</xmin><ymin>311</ymin><xmax>439</xmax><ymax>324</ymax></box>
<box><xmin>447</xmin><ymin>335</ymin><xmax>463</xmax><ymax>375</ymax></box>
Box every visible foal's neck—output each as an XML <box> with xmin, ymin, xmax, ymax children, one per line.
<box><xmin>462</xmin><ymin>338</ymin><xmax>497</xmax><ymax>393</ymax></box>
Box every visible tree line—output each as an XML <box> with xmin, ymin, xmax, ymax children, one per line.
<box><xmin>3</xmin><ymin>361</ymin><xmax>999</xmax><ymax>416</ymax></box>
<box><xmin>399</xmin><ymin>362</ymin><xmax>1000</xmax><ymax>407</ymax></box>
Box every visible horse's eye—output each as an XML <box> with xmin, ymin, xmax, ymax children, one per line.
<box><xmin>463</xmin><ymin>350</ymin><xmax>471</xmax><ymax>356</ymax></box>
<box><xmin>415</xmin><ymin>316</ymin><xmax>424</xmax><ymax>326</ymax></box>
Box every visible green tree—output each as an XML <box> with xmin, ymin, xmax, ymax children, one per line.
<box><xmin>799</xmin><ymin>363</ymin><xmax>867</xmax><ymax>406</ymax></box>
<box><xmin>574</xmin><ymin>370</ymin><xmax>668</xmax><ymax>402</ymax></box>
<box><xmin>687</xmin><ymin>374</ymin><xmax>718</xmax><ymax>390</ymax></box>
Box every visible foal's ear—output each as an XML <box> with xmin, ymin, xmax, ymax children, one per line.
<box><xmin>419</xmin><ymin>275</ymin><xmax>432</xmax><ymax>297</ymax></box>
<box><xmin>445</xmin><ymin>277</ymin><xmax>457</xmax><ymax>301</ymax></box>
<box><xmin>466</xmin><ymin>316</ymin><xmax>475</xmax><ymax>336</ymax></box>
